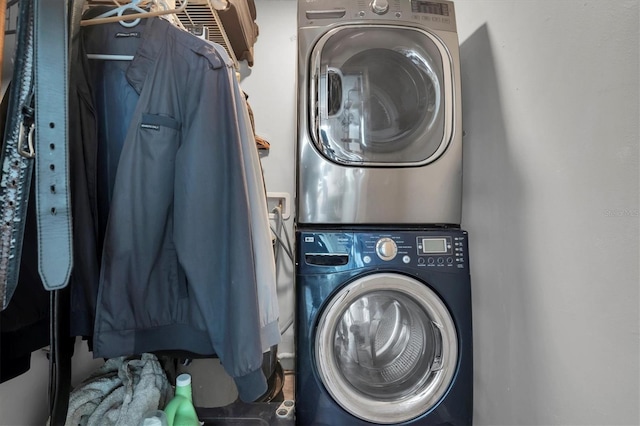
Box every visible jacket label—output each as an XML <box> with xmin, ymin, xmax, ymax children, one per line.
<box><xmin>140</xmin><ymin>123</ymin><xmax>160</xmax><ymax>131</ymax></box>
<box><xmin>115</xmin><ymin>32</ymin><xmax>141</xmax><ymax>38</ymax></box>
<box><xmin>141</xmin><ymin>113</ymin><xmax>181</xmax><ymax>131</ymax></box>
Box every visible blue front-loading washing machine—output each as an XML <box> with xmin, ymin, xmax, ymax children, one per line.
<box><xmin>295</xmin><ymin>228</ymin><xmax>472</xmax><ymax>425</ymax></box>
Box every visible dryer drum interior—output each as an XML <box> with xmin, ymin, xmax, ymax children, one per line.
<box><xmin>314</xmin><ymin>26</ymin><xmax>446</xmax><ymax>164</ymax></box>
<box><xmin>340</xmin><ymin>49</ymin><xmax>435</xmax><ymax>151</ymax></box>
<box><xmin>314</xmin><ymin>273</ymin><xmax>458</xmax><ymax>424</ymax></box>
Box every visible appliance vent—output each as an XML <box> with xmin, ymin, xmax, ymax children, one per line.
<box><xmin>174</xmin><ymin>0</ymin><xmax>239</xmax><ymax>68</ymax></box>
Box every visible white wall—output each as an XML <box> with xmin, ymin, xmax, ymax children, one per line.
<box><xmin>456</xmin><ymin>1</ymin><xmax>639</xmax><ymax>424</ymax></box>
<box><xmin>245</xmin><ymin>0</ymin><xmax>640</xmax><ymax>425</ymax></box>
<box><xmin>0</xmin><ymin>340</ymin><xmax>103</xmax><ymax>425</ymax></box>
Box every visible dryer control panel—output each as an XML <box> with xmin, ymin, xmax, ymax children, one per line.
<box><xmin>298</xmin><ymin>0</ymin><xmax>457</xmax><ymax>33</ymax></box>
<box><xmin>298</xmin><ymin>229</ymin><xmax>469</xmax><ymax>272</ymax></box>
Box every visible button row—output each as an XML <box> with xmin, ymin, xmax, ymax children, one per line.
<box><xmin>363</xmin><ymin>256</ymin><xmax>464</xmax><ymax>266</ymax></box>
<box><xmin>417</xmin><ymin>257</ymin><xmax>456</xmax><ymax>265</ymax></box>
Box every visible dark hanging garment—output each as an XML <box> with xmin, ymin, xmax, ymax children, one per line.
<box><xmin>0</xmin><ymin>86</ymin><xmax>50</xmax><ymax>382</ymax></box>
<box><xmin>0</xmin><ymin>178</ymin><xmax>50</xmax><ymax>383</ymax></box>
<box><xmin>66</xmin><ymin>28</ymin><xmax>104</xmax><ymax>339</ymax></box>
<box><xmin>64</xmin><ymin>6</ymin><xmax>143</xmax><ymax>339</ymax></box>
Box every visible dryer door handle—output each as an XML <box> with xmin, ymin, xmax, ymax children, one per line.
<box><xmin>326</xmin><ymin>67</ymin><xmax>344</xmax><ymax>117</ymax></box>
<box><xmin>305</xmin><ymin>9</ymin><xmax>347</xmax><ymax>20</ymax></box>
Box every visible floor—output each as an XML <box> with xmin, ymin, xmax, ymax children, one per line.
<box><xmin>185</xmin><ymin>362</ymin><xmax>296</xmax><ymax>425</ymax></box>
<box><xmin>282</xmin><ymin>370</ymin><xmax>294</xmax><ymax>401</ymax></box>
<box><xmin>177</xmin><ymin>358</ymin><xmax>294</xmax><ymax>406</ymax></box>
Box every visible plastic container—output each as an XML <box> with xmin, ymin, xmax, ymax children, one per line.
<box><xmin>139</xmin><ymin>410</ymin><xmax>168</xmax><ymax>426</ymax></box>
<box><xmin>164</xmin><ymin>374</ymin><xmax>200</xmax><ymax>426</ymax></box>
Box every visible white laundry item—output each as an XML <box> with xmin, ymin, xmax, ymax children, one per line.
<box><xmin>207</xmin><ymin>42</ymin><xmax>280</xmax><ymax>352</ymax></box>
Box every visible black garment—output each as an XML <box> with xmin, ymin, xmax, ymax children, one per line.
<box><xmin>67</xmin><ymin>6</ymin><xmax>145</xmax><ymax>339</ymax></box>
<box><xmin>0</xmin><ymin>85</ymin><xmax>50</xmax><ymax>384</ymax></box>
<box><xmin>0</xmin><ymin>180</ymin><xmax>50</xmax><ymax>383</ymax></box>
<box><xmin>0</xmin><ymin>16</ymin><xmax>103</xmax><ymax>382</ymax></box>
<box><xmin>67</xmin><ymin>29</ymin><xmax>102</xmax><ymax>339</ymax></box>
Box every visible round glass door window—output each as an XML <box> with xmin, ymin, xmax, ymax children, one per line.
<box><xmin>315</xmin><ymin>273</ymin><xmax>458</xmax><ymax>424</ymax></box>
<box><xmin>311</xmin><ymin>26</ymin><xmax>452</xmax><ymax>165</ymax></box>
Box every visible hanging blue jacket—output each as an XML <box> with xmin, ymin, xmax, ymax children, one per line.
<box><xmin>82</xmin><ymin>17</ymin><xmax>269</xmax><ymax>402</ymax></box>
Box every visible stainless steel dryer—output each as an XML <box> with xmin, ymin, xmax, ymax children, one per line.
<box><xmin>297</xmin><ymin>0</ymin><xmax>463</xmax><ymax>226</ymax></box>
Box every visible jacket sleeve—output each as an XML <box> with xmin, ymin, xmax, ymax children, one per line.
<box><xmin>172</xmin><ymin>50</ymin><xmax>267</xmax><ymax>402</ymax></box>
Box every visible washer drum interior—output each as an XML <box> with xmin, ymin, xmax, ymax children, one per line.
<box><xmin>315</xmin><ymin>273</ymin><xmax>458</xmax><ymax>424</ymax></box>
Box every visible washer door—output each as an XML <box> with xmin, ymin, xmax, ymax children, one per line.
<box><xmin>311</xmin><ymin>25</ymin><xmax>454</xmax><ymax>166</ymax></box>
<box><xmin>315</xmin><ymin>273</ymin><xmax>457</xmax><ymax>424</ymax></box>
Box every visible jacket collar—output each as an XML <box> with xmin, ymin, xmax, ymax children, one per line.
<box><xmin>126</xmin><ymin>18</ymin><xmax>230</xmax><ymax>94</ymax></box>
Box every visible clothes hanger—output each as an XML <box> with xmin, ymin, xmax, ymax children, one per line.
<box><xmin>91</xmin><ymin>0</ymin><xmax>148</xmax><ymax>28</ymax></box>
<box><xmin>80</xmin><ymin>0</ymin><xmax>189</xmax><ymax>27</ymax></box>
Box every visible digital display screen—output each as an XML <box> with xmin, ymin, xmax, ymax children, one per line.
<box><xmin>421</xmin><ymin>238</ymin><xmax>447</xmax><ymax>254</ymax></box>
<box><xmin>411</xmin><ymin>1</ymin><xmax>450</xmax><ymax>16</ymax></box>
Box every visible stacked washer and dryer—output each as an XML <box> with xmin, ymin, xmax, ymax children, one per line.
<box><xmin>294</xmin><ymin>1</ymin><xmax>472</xmax><ymax>425</ymax></box>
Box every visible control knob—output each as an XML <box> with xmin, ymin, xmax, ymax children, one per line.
<box><xmin>370</xmin><ymin>0</ymin><xmax>389</xmax><ymax>15</ymax></box>
<box><xmin>376</xmin><ymin>237</ymin><xmax>397</xmax><ymax>261</ymax></box>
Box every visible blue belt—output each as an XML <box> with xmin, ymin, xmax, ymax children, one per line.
<box><xmin>35</xmin><ymin>0</ymin><xmax>73</xmax><ymax>292</ymax></box>
<box><xmin>35</xmin><ymin>1</ymin><xmax>76</xmax><ymax>424</ymax></box>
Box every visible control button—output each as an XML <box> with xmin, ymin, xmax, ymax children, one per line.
<box><xmin>418</xmin><ymin>257</ymin><xmax>426</xmax><ymax>265</ymax></box>
<box><xmin>395</xmin><ymin>12</ymin><xmax>401</xmax><ymax>18</ymax></box>
<box><xmin>427</xmin><ymin>257</ymin><xmax>434</xmax><ymax>264</ymax></box>
<box><xmin>358</xmin><ymin>10</ymin><xmax>365</xmax><ymax>17</ymax></box>
<box><xmin>437</xmin><ymin>257</ymin><xmax>444</xmax><ymax>264</ymax></box>
<box><xmin>363</xmin><ymin>255</ymin><xmax>372</xmax><ymax>264</ymax></box>
<box><xmin>447</xmin><ymin>257</ymin><xmax>453</xmax><ymax>264</ymax></box>
<box><xmin>376</xmin><ymin>237</ymin><xmax>397</xmax><ymax>261</ymax></box>
<box><xmin>371</xmin><ymin>0</ymin><xmax>389</xmax><ymax>15</ymax></box>
<box><xmin>402</xmin><ymin>255</ymin><xmax>411</xmax><ymax>264</ymax></box>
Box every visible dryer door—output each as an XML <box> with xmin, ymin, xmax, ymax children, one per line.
<box><xmin>310</xmin><ymin>25</ymin><xmax>454</xmax><ymax>166</ymax></box>
<box><xmin>315</xmin><ymin>272</ymin><xmax>458</xmax><ymax>424</ymax></box>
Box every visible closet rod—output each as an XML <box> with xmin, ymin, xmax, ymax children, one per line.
<box><xmin>80</xmin><ymin>0</ymin><xmax>189</xmax><ymax>26</ymax></box>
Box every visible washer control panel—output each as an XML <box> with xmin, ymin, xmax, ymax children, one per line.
<box><xmin>360</xmin><ymin>232</ymin><xmax>465</xmax><ymax>269</ymax></box>
<box><xmin>298</xmin><ymin>229</ymin><xmax>468</xmax><ymax>272</ymax></box>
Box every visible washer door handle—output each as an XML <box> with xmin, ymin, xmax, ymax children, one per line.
<box><xmin>431</xmin><ymin>321</ymin><xmax>444</xmax><ymax>371</ymax></box>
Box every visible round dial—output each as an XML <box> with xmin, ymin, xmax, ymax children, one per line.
<box><xmin>371</xmin><ymin>0</ymin><xmax>389</xmax><ymax>15</ymax></box>
<box><xmin>376</xmin><ymin>237</ymin><xmax>397</xmax><ymax>261</ymax></box>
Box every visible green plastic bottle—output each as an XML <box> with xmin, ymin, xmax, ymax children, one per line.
<box><xmin>164</xmin><ymin>374</ymin><xmax>200</xmax><ymax>426</ymax></box>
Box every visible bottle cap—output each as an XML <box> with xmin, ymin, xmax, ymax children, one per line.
<box><xmin>142</xmin><ymin>417</ymin><xmax>163</xmax><ymax>426</ymax></box>
<box><xmin>139</xmin><ymin>410</ymin><xmax>168</xmax><ymax>426</ymax></box>
<box><xmin>176</xmin><ymin>373</ymin><xmax>192</xmax><ymax>388</ymax></box>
